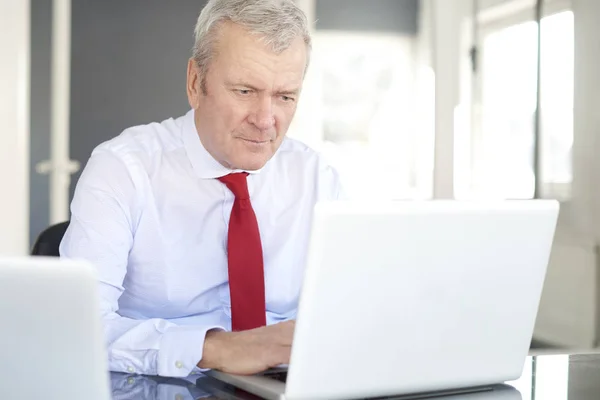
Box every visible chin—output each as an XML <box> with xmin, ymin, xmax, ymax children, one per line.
<box><xmin>229</xmin><ymin>138</ymin><xmax>283</xmax><ymax>170</ymax></box>
<box><xmin>237</xmin><ymin>157</ymin><xmax>270</xmax><ymax>171</ymax></box>
<box><xmin>231</xmin><ymin>150</ymin><xmax>274</xmax><ymax>170</ymax></box>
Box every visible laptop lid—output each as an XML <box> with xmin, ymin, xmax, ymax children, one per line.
<box><xmin>0</xmin><ymin>257</ymin><xmax>111</xmax><ymax>400</ymax></box>
<box><xmin>284</xmin><ymin>200</ymin><xmax>558</xmax><ymax>400</ymax></box>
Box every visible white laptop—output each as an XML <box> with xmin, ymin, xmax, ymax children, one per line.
<box><xmin>205</xmin><ymin>200</ymin><xmax>559</xmax><ymax>400</ymax></box>
<box><xmin>199</xmin><ymin>377</ymin><xmax>523</xmax><ymax>400</ymax></box>
<box><xmin>0</xmin><ymin>257</ymin><xmax>111</xmax><ymax>400</ymax></box>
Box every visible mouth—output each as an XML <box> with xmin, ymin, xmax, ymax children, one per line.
<box><xmin>239</xmin><ymin>138</ymin><xmax>271</xmax><ymax>145</ymax></box>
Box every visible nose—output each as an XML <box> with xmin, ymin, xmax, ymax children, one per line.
<box><xmin>249</xmin><ymin>96</ymin><xmax>275</xmax><ymax>131</ymax></box>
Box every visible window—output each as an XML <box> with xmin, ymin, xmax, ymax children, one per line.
<box><xmin>288</xmin><ymin>31</ymin><xmax>435</xmax><ymax>200</ymax></box>
<box><xmin>457</xmin><ymin>5</ymin><xmax>573</xmax><ymax>200</ymax></box>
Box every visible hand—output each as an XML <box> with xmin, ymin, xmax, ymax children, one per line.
<box><xmin>198</xmin><ymin>320</ymin><xmax>295</xmax><ymax>375</ymax></box>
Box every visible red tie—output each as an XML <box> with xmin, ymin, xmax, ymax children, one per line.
<box><xmin>218</xmin><ymin>173</ymin><xmax>267</xmax><ymax>331</ymax></box>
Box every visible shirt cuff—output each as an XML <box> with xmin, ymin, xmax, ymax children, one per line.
<box><xmin>157</xmin><ymin>325</ymin><xmax>225</xmax><ymax>377</ymax></box>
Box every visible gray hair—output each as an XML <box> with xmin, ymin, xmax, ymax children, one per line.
<box><xmin>192</xmin><ymin>0</ymin><xmax>312</xmax><ymax>92</ymax></box>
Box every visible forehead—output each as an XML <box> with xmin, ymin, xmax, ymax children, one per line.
<box><xmin>211</xmin><ymin>22</ymin><xmax>307</xmax><ymax>89</ymax></box>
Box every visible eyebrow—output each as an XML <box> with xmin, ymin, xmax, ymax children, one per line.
<box><xmin>226</xmin><ymin>81</ymin><xmax>261</xmax><ymax>91</ymax></box>
<box><xmin>276</xmin><ymin>88</ymin><xmax>300</xmax><ymax>96</ymax></box>
<box><xmin>226</xmin><ymin>80</ymin><xmax>299</xmax><ymax>96</ymax></box>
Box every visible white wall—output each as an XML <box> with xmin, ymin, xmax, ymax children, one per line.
<box><xmin>529</xmin><ymin>0</ymin><xmax>600</xmax><ymax>348</ymax></box>
<box><xmin>571</xmin><ymin>0</ymin><xmax>600</xmax><ymax>245</ymax></box>
<box><xmin>570</xmin><ymin>0</ymin><xmax>600</xmax><ymax>346</ymax></box>
<box><xmin>427</xmin><ymin>0</ymin><xmax>600</xmax><ymax>347</ymax></box>
<box><xmin>0</xmin><ymin>0</ymin><xmax>30</xmax><ymax>256</ymax></box>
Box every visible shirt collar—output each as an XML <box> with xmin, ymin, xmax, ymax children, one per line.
<box><xmin>181</xmin><ymin>109</ymin><xmax>264</xmax><ymax>179</ymax></box>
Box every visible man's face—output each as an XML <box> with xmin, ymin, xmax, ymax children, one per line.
<box><xmin>187</xmin><ymin>22</ymin><xmax>307</xmax><ymax>171</ymax></box>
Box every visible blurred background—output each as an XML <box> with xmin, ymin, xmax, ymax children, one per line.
<box><xmin>1</xmin><ymin>0</ymin><xmax>599</xmax><ymax>351</ymax></box>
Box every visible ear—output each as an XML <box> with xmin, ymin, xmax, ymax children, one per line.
<box><xmin>186</xmin><ymin>58</ymin><xmax>202</xmax><ymax>109</ymax></box>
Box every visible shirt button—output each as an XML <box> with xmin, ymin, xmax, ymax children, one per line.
<box><xmin>127</xmin><ymin>378</ymin><xmax>135</xmax><ymax>385</ymax></box>
<box><xmin>127</xmin><ymin>366</ymin><xmax>135</xmax><ymax>373</ymax></box>
<box><xmin>175</xmin><ymin>395</ymin><xmax>184</xmax><ymax>400</ymax></box>
<box><xmin>175</xmin><ymin>361</ymin><xmax>184</xmax><ymax>369</ymax></box>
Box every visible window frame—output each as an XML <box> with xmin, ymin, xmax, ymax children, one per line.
<box><xmin>467</xmin><ymin>0</ymin><xmax>573</xmax><ymax>201</ymax></box>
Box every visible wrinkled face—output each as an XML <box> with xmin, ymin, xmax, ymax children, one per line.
<box><xmin>186</xmin><ymin>22</ymin><xmax>307</xmax><ymax>171</ymax></box>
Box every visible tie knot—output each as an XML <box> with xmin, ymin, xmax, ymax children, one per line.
<box><xmin>218</xmin><ymin>172</ymin><xmax>250</xmax><ymax>199</ymax></box>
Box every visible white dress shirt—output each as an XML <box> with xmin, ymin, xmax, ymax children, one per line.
<box><xmin>60</xmin><ymin>109</ymin><xmax>343</xmax><ymax>378</ymax></box>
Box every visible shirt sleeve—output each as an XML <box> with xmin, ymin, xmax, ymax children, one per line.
<box><xmin>60</xmin><ymin>149</ymin><xmax>222</xmax><ymax>377</ymax></box>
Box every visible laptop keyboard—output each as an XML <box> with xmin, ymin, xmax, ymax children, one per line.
<box><xmin>262</xmin><ymin>370</ymin><xmax>288</xmax><ymax>383</ymax></box>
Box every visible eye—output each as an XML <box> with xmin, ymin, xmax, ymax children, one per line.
<box><xmin>236</xmin><ymin>89</ymin><xmax>252</xmax><ymax>96</ymax></box>
<box><xmin>281</xmin><ymin>95</ymin><xmax>295</xmax><ymax>103</ymax></box>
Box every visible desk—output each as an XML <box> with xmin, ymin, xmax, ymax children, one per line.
<box><xmin>109</xmin><ymin>351</ymin><xmax>600</xmax><ymax>400</ymax></box>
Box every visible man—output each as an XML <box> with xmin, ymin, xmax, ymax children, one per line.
<box><xmin>60</xmin><ymin>0</ymin><xmax>343</xmax><ymax>379</ymax></box>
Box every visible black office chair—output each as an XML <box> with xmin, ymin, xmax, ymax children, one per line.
<box><xmin>31</xmin><ymin>221</ymin><xmax>70</xmax><ymax>256</ymax></box>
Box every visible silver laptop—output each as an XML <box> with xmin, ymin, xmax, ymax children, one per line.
<box><xmin>0</xmin><ymin>257</ymin><xmax>111</xmax><ymax>400</ymax></box>
<box><xmin>205</xmin><ymin>200</ymin><xmax>559</xmax><ymax>400</ymax></box>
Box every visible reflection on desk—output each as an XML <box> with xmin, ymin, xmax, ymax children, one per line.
<box><xmin>110</xmin><ymin>372</ymin><xmax>214</xmax><ymax>400</ymax></box>
<box><xmin>109</xmin><ymin>352</ymin><xmax>600</xmax><ymax>400</ymax></box>
<box><xmin>508</xmin><ymin>353</ymin><xmax>600</xmax><ymax>400</ymax></box>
